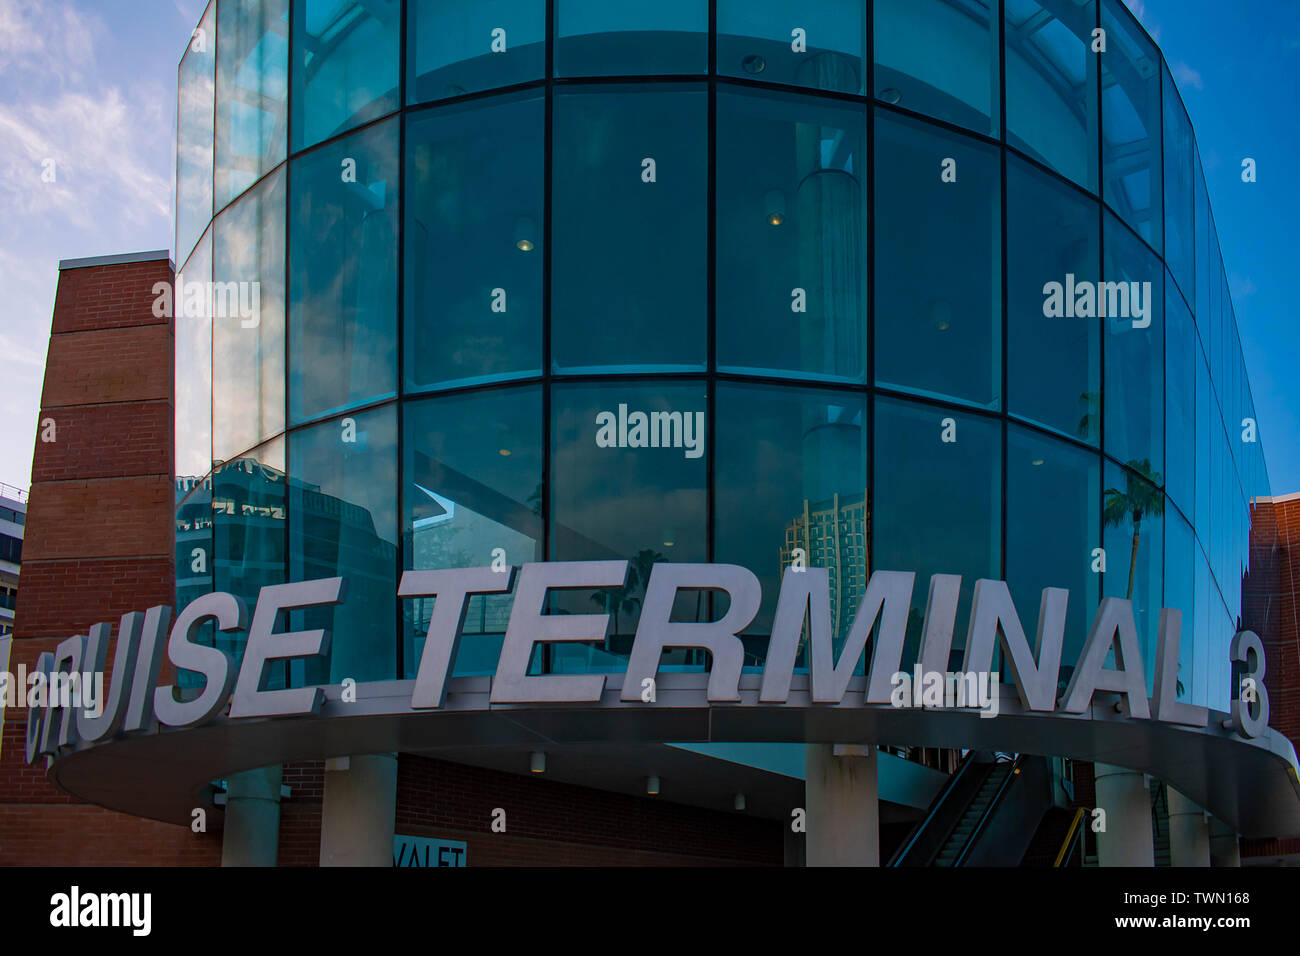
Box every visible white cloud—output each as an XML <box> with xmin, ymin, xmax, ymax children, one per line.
<box><xmin>1171</xmin><ymin>61</ymin><xmax>1204</xmax><ymax>92</ymax></box>
<box><xmin>1231</xmin><ymin>274</ymin><xmax>1258</xmax><ymax>298</ymax></box>
<box><xmin>0</xmin><ymin>0</ymin><xmax>98</xmax><ymax>89</ymax></box>
<box><xmin>1125</xmin><ymin>0</ymin><xmax>1161</xmax><ymax>42</ymax></box>
<box><xmin>0</xmin><ymin>0</ymin><xmax>179</xmax><ymax>489</ymax></box>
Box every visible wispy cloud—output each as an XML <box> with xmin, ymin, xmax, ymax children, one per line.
<box><xmin>1231</xmin><ymin>274</ymin><xmax>1258</xmax><ymax>298</ymax></box>
<box><xmin>0</xmin><ymin>0</ymin><xmax>180</xmax><ymax>488</ymax></box>
<box><xmin>1124</xmin><ymin>0</ymin><xmax>1161</xmax><ymax>42</ymax></box>
<box><xmin>1170</xmin><ymin>61</ymin><xmax>1204</xmax><ymax>91</ymax></box>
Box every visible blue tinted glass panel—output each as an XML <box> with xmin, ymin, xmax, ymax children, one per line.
<box><xmin>177</xmin><ymin>236</ymin><xmax>213</xmax><ymax>481</ymax></box>
<box><xmin>1194</xmin><ymin>156</ymin><xmax>1210</xmax><ymax>337</ymax></box>
<box><xmin>175</xmin><ymin>477</ymin><xmax>214</xmax><ymax>679</ymax></box>
<box><xmin>715</xmin><ymin>383</ymin><xmax>868</xmax><ymax>667</ymax></box>
<box><xmin>177</xmin><ymin>2</ymin><xmax>216</xmax><ymax>264</ymax></box>
<box><xmin>288</xmin><ymin>405</ymin><xmax>397</xmax><ymax>685</ymax></box>
<box><xmin>1103</xmin><ymin>212</ymin><xmax>1163</xmax><ymax>476</ymax></box>
<box><xmin>405</xmin><ymin>93</ymin><xmax>543</xmax><ymax>391</ymax></box>
<box><xmin>291</xmin><ymin>0</ymin><xmax>400</xmax><ymax>151</ymax></box>
<box><xmin>555</xmin><ymin>0</ymin><xmax>707</xmax><ymax>76</ymax></box>
<box><xmin>1194</xmin><ymin>345</ymin><xmax>1210</xmax><ymax>543</ymax></box>
<box><xmin>1006</xmin><ymin>154</ymin><xmax>1101</xmax><ymax>442</ymax></box>
<box><xmin>402</xmin><ymin>387</ymin><xmax>542</xmax><ymax>679</ymax></box>
<box><xmin>552</xmin><ymin>85</ymin><xmax>707</xmax><ymax>372</ymax></box>
<box><xmin>875</xmin><ymin>112</ymin><xmax>1001</xmax><ymax>408</ymax></box>
<box><xmin>873</xmin><ymin>397</ymin><xmax>1001</xmax><ymax>666</ymax></box>
<box><xmin>1165</xmin><ymin>271</ymin><xmax>1195</xmax><ymax>516</ymax></box>
<box><xmin>213</xmin><ymin>166</ymin><xmax>286</xmax><ymax>462</ymax></box>
<box><xmin>1006</xmin><ymin>425</ymin><xmax>1099</xmax><ymax>684</ymax></box>
<box><xmin>1102</xmin><ymin>458</ymin><xmax>1163</xmax><ymax>693</ymax></box>
<box><xmin>874</xmin><ymin>0</ymin><xmax>1000</xmax><ymax>136</ymax></box>
<box><xmin>213</xmin><ymin>439</ymin><xmax>287</xmax><ymax>684</ymax></box>
<box><xmin>215</xmin><ymin>0</ymin><xmax>289</xmax><ymax>208</ymax></box>
<box><xmin>408</xmin><ymin>0</ymin><xmax>544</xmax><ymax>104</ymax></box>
<box><xmin>1192</xmin><ymin>545</ymin><xmax>1211</xmax><ymax>708</ymax></box>
<box><xmin>1162</xmin><ymin>66</ymin><xmax>1195</xmax><ymax>309</ymax></box>
<box><xmin>289</xmin><ymin>118</ymin><xmax>398</xmax><ymax>424</ymax></box>
<box><xmin>717</xmin><ymin>88</ymin><xmax>867</xmax><ymax>383</ymax></box>
<box><xmin>1004</xmin><ymin>0</ymin><xmax>1099</xmax><ymax>191</ymax></box>
<box><xmin>718</xmin><ymin>0</ymin><xmax>867</xmax><ymax>94</ymax></box>
<box><xmin>1163</xmin><ymin>505</ymin><xmax>1198</xmax><ymax>704</ymax></box>
<box><xmin>1100</xmin><ymin>0</ymin><xmax>1162</xmax><ymax>252</ymax></box>
<box><xmin>550</xmin><ymin>381</ymin><xmax>708</xmax><ymax>670</ymax></box>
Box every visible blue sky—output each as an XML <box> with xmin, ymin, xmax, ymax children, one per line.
<box><xmin>1133</xmin><ymin>0</ymin><xmax>1300</xmax><ymax>496</ymax></box>
<box><xmin>0</xmin><ymin>0</ymin><xmax>1296</xmax><ymax>495</ymax></box>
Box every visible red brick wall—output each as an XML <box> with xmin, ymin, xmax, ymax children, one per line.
<box><xmin>1240</xmin><ymin>496</ymin><xmax>1300</xmax><ymax>860</ymax></box>
<box><xmin>50</xmin><ymin>259</ymin><xmax>174</xmax><ymax>336</ymax></box>
<box><xmin>278</xmin><ymin>761</ymin><xmax>325</xmax><ymax>867</ymax></box>
<box><xmin>23</xmin><ymin>478</ymin><xmax>174</xmax><ymax>561</ymax></box>
<box><xmin>273</xmin><ymin>755</ymin><xmax>784</xmax><ymax>867</ymax></box>
<box><xmin>0</xmin><ymin>254</ymin><xmax>182</xmax><ymax>867</ymax></box>
<box><xmin>31</xmin><ymin>403</ymin><xmax>172</xmax><ymax>483</ymax></box>
<box><xmin>12</xmin><ymin>559</ymin><xmax>174</xmax><ymax>640</ymax></box>
<box><xmin>393</xmin><ymin>754</ymin><xmax>783</xmax><ymax>867</ymax></box>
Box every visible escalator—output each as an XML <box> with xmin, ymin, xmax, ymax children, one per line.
<box><xmin>888</xmin><ymin>751</ymin><xmax>1053</xmax><ymax>866</ymax></box>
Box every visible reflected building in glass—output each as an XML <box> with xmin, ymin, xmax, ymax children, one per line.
<box><xmin>171</xmin><ymin>0</ymin><xmax>1273</xmax><ymax>864</ymax></box>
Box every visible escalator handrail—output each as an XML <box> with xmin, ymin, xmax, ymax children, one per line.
<box><xmin>887</xmin><ymin>751</ymin><xmax>983</xmax><ymax>866</ymax></box>
<box><xmin>952</xmin><ymin>754</ymin><xmax>1025</xmax><ymax>866</ymax></box>
<box><xmin>1053</xmin><ymin>806</ymin><xmax>1087</xmax><ymax>868</ymax></box>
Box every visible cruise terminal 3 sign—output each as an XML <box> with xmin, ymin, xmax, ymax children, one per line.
<box><xmin>22</xmin><ymin>562</ymin><xmax>1300</xmax><ymax>836</ymax></box>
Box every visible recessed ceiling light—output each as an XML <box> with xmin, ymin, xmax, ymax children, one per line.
<box><xmin>742</xmin><ymin>54</ymin><xmax>766</xmax><ymax>74</ymax></box>
<box><xmin>499</xmin><ymin>448</ymin><xmax>512</xmax><ymax>456</ymax></box>
<box><xmin>880</xmin><ymin>88</ymin><xmax>902</xmax><ymax>105</ymax></box>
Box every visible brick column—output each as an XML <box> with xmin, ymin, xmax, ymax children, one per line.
<box><xmin>0</xmin><ymin>251</ymin><xmax>219</xmax><ymax>865</ymax></box>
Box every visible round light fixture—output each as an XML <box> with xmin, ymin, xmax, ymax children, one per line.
<box><xmin>530</xmin><ymin>751</ymin><xmax>546</xmax><ymax>773</ymax></box>
<box><xmin>742</xmin><ymin>54</ymin><xmax>766</xmax><ymax>75</ymax></box>
<box><xmin>646</xmin><ymin>775</ymin><xmax>660</xmax><ymax>795</ymax></box>
<box><xmin>514</xmin><ymin>216</ymin><xmax>537</xmax><ymax>252</ymax></box>
<box><xmin>499</xmin><ymin>448</ymin><xmax>512</xmax><ymax>457</ymax></box>
<box><xmin>763</xmin><ymin>189</ymin><xmax>786</xmax><ymax>227</ymax></box>
<box><xmin>879</xmin><ymin>88</ymin><xmax>902</xmax><ymax>105</ymax></box>
<box><xmin>930</xmin><ymin>299</ymin><xmax>953</xmax><ymax>332</ymax></box>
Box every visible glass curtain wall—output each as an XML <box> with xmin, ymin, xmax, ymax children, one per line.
<box><xmin>171</xmin><ymin>0</ymin><xmax>1265</xmax><ymax>709</ymax></box>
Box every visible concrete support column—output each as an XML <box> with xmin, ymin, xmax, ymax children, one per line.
<box><xmin>1094</xmin><ymin>763</ymin><xmax>1154</xmax><ymax>867</ymax></box>
<box><xmin>805</xmin><ymin>743</ymin><xmax>879</xmax><ymax>866</ymax></box>
<box><xmin>1166</xmin><ymin>787</ymin><xmax>1211</xmax><ymax>867</ymax></box>
<box><xmin>319</xmin><ymin>753</ymin><xmax>398</xmax><ymax>867</ymax></box>
<box><xmin>221</xmin><ymin>766</ymin><xmax>283</xmax><ymax>867</ymax></box>
<box><xmin>1209</xmin><ymin>817</ymin><xmax>1242</xmax><ymax>867</ymax></box>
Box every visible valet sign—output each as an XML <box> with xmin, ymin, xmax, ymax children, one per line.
<box><xmin>23</xmin><ymin>561</ymin><xmax>1270</xmax><ymax>765</ymax></box>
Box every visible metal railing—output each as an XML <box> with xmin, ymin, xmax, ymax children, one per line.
<box><xmin>953</xmin><ymin>754</ymin><xmax>1024</xmax><ymax>866</ymax></box>
<box><xmin>1054</xmin><ymin>806</ymin><xmax>1088</xmax><ymax>867</ymax></box>
<box><xmin>0</xmin><ymin>482</ymin><xmax>28</xmax><ymax>504</ymax></box>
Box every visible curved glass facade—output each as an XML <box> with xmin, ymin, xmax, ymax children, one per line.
<box><xmin>175</xmin><ymin>0</ymin><xmax>1268</xmax><ymax>714</ymax></box>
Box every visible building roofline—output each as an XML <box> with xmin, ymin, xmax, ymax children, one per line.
<box><xmin>58</xmin><ymin>250</ymin><xmax>173</xmax><ymax>272</ymax></box>
<box><xmin>1256</xmin><ymin>492</ymin><xmax>1300</xmax><ymax>505</ymax></box>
